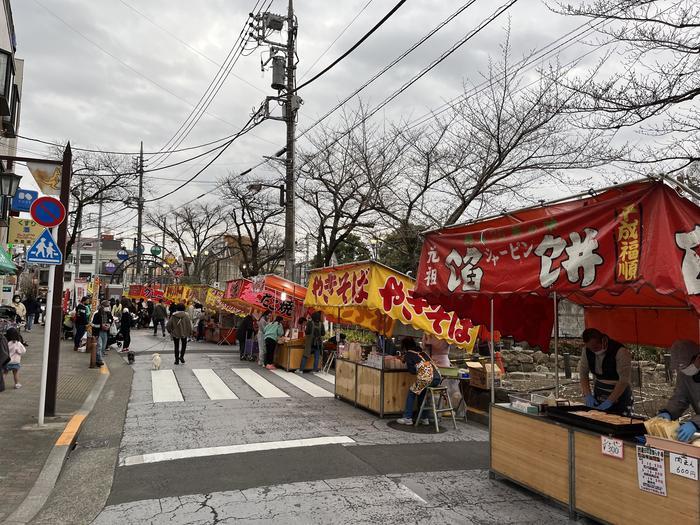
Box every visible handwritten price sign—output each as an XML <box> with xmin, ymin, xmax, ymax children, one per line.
<box><xmin>601</xmin><ymin>436</ymin><xmax>624</xmax><ymax>459</ymax></box>
<box><xmin>669</xmin><ymin>453</ymin><xmax>698</xmax><ymax>481</ymax></box>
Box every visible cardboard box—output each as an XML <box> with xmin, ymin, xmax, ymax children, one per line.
<box><xmin>467</xmin><ymin>362</ymin><xmax>503</xmax><ymax>390</ymax></box>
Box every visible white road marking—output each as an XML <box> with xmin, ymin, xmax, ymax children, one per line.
<box><xmin>232</xmin><ymin>368</ymin><xmax>289</xmax><ymax>398</ymax></box>
<box><xmin>314</xmin><ymin>371</ymin><xmax>336</xmax><ymax>385</ymax></box>
<box><xmin>151</xmin><ymin>370</ymin><xmax>184</xmax><ymax>402</ymax></box>
<box><xmin>272</xmin><ymin>370</ymin><xmax>334</xmax><ymax>397</ymax></box>
<box><xmin>193</xmin><ymin>369</ymin><xmax>238</xmax><ymax>400</ymax></box>
<box><xmin>120</xmin><ymin>436</ymin><xmax>356</xmax><ymax>466</ymax></box>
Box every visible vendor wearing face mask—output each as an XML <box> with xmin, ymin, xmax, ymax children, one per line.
<box><xmin>579</xmin><ymin>328</ymin><xmax>633</xmax><ymax>415</ymax></box>
<box><xmin>658</xmin><ymin>340</ymin><xmax>700</xmax><ymax>443</ymax></box>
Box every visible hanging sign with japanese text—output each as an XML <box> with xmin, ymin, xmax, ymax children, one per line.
<box><xmin>304</xmin><ymin>262</ymin><xmax>479</xmax><ymax>349</ymax></box>
<box><xmin>224</xmin><ymin>278</ymin><xmax>304</xmax><ymax>319</ymax></box>
<box><xmin>415</xmin><ymin>182</ymin><xmax>700</xmax><ymax>349</ymax></box>
<box><xmin>636</xmin><ymin>446</ymin><xmax>667</xmax><ymax>497</ymax></box>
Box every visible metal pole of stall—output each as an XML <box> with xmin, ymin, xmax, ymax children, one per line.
<box><xmin>554</xmin><ymin>291</ymin><xmax>559</xmax><ymax>398</ymax></box>
<box><xmin>490</xmin><ymin>297</ymin><xmax>495</xmax><ymax>405</ymax></box>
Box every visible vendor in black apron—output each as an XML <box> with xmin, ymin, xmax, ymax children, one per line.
<box><xmin>579</xmin><ymin>328</ymin><xmax>633</xmax><ymax>415</ymax></box>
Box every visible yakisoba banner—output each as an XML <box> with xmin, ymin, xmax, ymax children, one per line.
<box><xmin>304</xmin><ymin>262</ymin><xmax>479</xmax><ymax>350</ymax></box>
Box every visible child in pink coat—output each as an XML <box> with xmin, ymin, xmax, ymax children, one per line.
<box><xmin>3</xmin><ymin>327</ymin><xmax>26</xmax><ymax>389</ymax></box>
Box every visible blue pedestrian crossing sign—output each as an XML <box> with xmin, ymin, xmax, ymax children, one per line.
<box><xmin>26</xmin><ymin>229</ymin><xmax>63</xmax><ymax>265</ymax></box>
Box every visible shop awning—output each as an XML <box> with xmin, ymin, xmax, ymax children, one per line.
<box><xmin>0</xmin><ymin>246</ymin><xmax>16</xmax><ymax>275</ymax></box>
<box><xmin>224</xmin><ymin>275</ymin><xmax>306</xmax><ymax>319</ymax></box>
<box><xmin>304</xmin><ymin>260</ymin><xmax>479</xmax><ymax>350</ymax></box>
<box><xmin>414</xmin><ymin>180</ymin><xmax>700</xmax><ymax>349</ymax></box>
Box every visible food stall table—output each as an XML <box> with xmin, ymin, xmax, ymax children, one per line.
<box><xmin>335</xmin><ymin>357</ymin><xmax>414</xmax><ymax>417</ymax></box>
<box><xmin>274</xmin><ymin>339</ymin><xmax>317</xmax><ymax>371</ymax></box>
<box><xmin>490</xmin><ymin>404</ymin><xmax>700</xmax><ymax>524</ymax></box>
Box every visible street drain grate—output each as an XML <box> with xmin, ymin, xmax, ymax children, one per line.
<box><xmin>76</xmin><ymin>438</ymin><xmax>111</xmax><ymax>450</ymax></box>
<box><xmin>57</xmin><ymin>374</ymin><xmax>96</xmax><ymax>402</ymax></box>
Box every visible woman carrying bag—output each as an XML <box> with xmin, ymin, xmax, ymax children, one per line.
<box><xmin>263</xmin><ymin>316</ymin><xmax>284</xmax><ymax>370</ymax></box>
<box><xmin>396</xmin><ymin>337</ymin><xmax>442</xmax><ymax>425</ymax></box>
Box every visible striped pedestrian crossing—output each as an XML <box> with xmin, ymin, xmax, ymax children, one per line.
<box><xmin>231</xmin><ymin>368</ymin><xmax>290</xmax><ymax>398</ymax></box>
<box><xmin>193</xmin><ymin>369</ymin><xmax>238</xmax><ymax>400</ymax></box>
<box><xmin>151</xmin><ymin>370</ymin><xmax>184</xmax><ymax>402</ymax></box>
<box><xmin>271</xmin><ymin>370</ymin><xmax>334</xmax><ymax>397</ymax></box>
<box><xmin>146</xmin><ymin>367</ymin><xmax>335</xmax><ymax>403</ymax></box>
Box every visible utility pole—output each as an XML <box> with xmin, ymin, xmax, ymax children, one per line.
<box><xmin>94</xmin><ymin>199</ymin><xmax>103</xmax><ymax>278</ymax></box>
<box><xmin>73</xmin><ymin>182</ymin><xmax>84</xmax><ymax>283</ymax></box>
<box><xmin>283</xmin><ymin>0</ymin><xmax>296</xmax><ymax>282</ymax></box>
<box><xmin>136</xmin><ymin>141</ymin><xmax>144</xmax><ymax>283</ymax></box>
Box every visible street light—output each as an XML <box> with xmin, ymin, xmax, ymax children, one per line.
<box><xmin>247</xmin><ymin>182</ymin><xmax>285</xmax><ymax>207</ymax></box>
<box><xmin>0</xmin><ymin>171</ymin><xmax>21</xmax><ymax>224</ymax></box>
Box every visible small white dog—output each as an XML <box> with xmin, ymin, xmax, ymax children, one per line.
<box><xmin>152</xmin><ymin>353</ymin><xmax>161</xmax><ymax>370</ymax></box>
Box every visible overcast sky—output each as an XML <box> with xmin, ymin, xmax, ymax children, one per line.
<box><xmin>11</xmin><ymin>0</ymin><xmax>602</xmax><ymax>240</ymax></box>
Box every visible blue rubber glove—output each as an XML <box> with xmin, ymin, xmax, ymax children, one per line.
<box><xmin>584</xmin><ymin>394</ymin><xmax>597</xmax><ymax>407</ymax></box>
<box><xmin>676</xmin><ymin>421</ymin><xmax>698</xmax><ymax>443</ymax></box>
<box><xmin>657</xmin><ymin>412</ymin><xmax>672</xmax><ymax>421</ymax></box>
<box><xmin>597</xmin><ymin>398</ymin><xmax>614</xmax><ymax>411</ymax></box>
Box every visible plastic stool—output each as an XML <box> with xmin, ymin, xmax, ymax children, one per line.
<box><xmin>415</xmin><ymin>386</ymin><xmax>458</xmax><ymax>432</ymax></box>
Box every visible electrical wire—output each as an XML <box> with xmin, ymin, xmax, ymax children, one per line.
<box><xmin>298</xmin><ymin>0</ymin><xmax>374</xmax><ymax>82</ymax></box>
<box><xmin>117</xmin><ymin>0</ymin><xmax>266</xmax><ymax>95</ymax></box>
<box><xmin>148</xmin><ymin>0</ymin><xmax>269</xmax><ymax>167</ymax></box>
<box><xmin>297</xmin><ymin>0</ymin><xmax>480</xmax><ymax>140</ymax></box>
<box><xmin>293</xmin><ymin>0</ymin><xmax>409</xmax><ymax>93</ymax></box>
<box><xmin>145</xmin><ymin>114</ymin><xmax>259</xmax><ymax>202</ymax></box>
<box><xmin>31</xmin><ymin>0</ymin><xmax>243</xmax><ymax>133</ymax></box>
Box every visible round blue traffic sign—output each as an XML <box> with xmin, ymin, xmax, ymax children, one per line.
<box><xmin>30</xmin><ymin>197</ymin><xmax>66</xmax><ymax>228</ymax></box>
<box><xmin>116</xmin><ymin>249</ymin><xmax>129</xmax><ymax>261</ymax></box>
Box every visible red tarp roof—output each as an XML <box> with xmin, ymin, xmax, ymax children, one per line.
<box><xmin>415</xmin><ymin>181</ymin><xmax>700</xmax><ymax>349</ymax></box>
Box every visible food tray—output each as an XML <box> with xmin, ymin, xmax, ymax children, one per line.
<box><xmin>546</xmin><ymin>406</ymin><xmax>647</xmax><ymax>438</ymax></box>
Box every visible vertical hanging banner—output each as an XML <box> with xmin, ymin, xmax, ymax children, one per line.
<box><xmin>26</xmin><ymin>162</ymin><xmax>63</xmax><ymax>196</ymax></box>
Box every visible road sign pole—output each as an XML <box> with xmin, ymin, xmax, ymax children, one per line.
<box><xmin>37</xmin><ymin>257</ymin><xmax>56</xmax><ymax>426</ymax></box>
<box><xmin>44</xmin><ymin>144</ymin><xmax>72</xmax><ymax>417</ymax></box>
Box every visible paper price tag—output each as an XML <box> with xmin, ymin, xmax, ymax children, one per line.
<box><xmin>601</xmin><ymin>436</ymin><xmax>624</xmax><ymax>459</ymax></box>
<box><xmin>669</xmin><ymin>453</ymin><xmax>698</xmax><ymax>481</ymax></box>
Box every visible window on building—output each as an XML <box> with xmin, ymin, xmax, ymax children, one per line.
<box><xmin>39</xmin><ymin>270</ymin><xmax>49</xmax><ymax>286</ymax></box>
<box><xmin>80</xmin><ymin>254</ymin><xmax>93</xmax><ymax>265</ymax></box>
<box><xmin>64</xmin><ymin>271</ymin><xmax>72</xmax><ymax>282</ymax></box>
<box><xmin>79</xmin><ymin>272</ymin><xmax>92</xmax><ymax>279</ymax></box>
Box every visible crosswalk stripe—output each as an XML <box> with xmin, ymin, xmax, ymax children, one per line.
<box><xmin>272</xmin><ymin>370</ymin><xmax>334</xmax><ymax>397</ymax></box>
<box><xmin>193</xmin><ymin>369</ymin><xmax>238</xmax><ymax>400</ymax></box>
<box><xmin>314</xmin><ymin>371</ymin><xmax>336</xmax><ymax>385</ymax></box>
<box><xmin>232</xmin><ymin>368</ymin><xmax>290</xmax><ymax>398</ymax></box>
<box><xmin>151</xmin><ymin>370</ymin><xmax>184</xmax><ymax>402</ymax></box>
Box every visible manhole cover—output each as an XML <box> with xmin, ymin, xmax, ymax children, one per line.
<box><xmin>387</xmin><ymin>420</ymin><xmax>448</xmax><ymax>434</ymax></box>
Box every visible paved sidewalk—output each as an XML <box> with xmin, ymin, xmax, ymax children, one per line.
<box><xmin>0</xmin><ymin>325</ymin><xmax>103</xmax><ymax>522</ymax></box>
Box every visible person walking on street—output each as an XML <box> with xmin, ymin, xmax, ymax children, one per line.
<box><xmin>152</xmin><ymin>299</ymin><xmax>168</xmax><ymax>336</ymax></box>
<box><xmin>91</xmin><ymin>300</ymin><xmax>113</xmax><ymax>366</ymax></box>
<box><xmin>119</xmin><ymin>298</ymin><xmax>132</xmax><ymax>353</ymax></box>
<box><xmin>263</xmin><ymin>315</ymin><xmax>284</xmax><ymax>370</ymax></box>
<box><xmin>74</xmin><ymin>296</ymin><xmax>90</xmax><ymax>351</ymax></box>
<box><xmin>257</xmin><ymin>311</ymin><xmax>270</xmax><ymax>367</ymax></box>
<box><xmin>167</xmin><ymin>303</ymin><xmax>192</xmax><ymax>365</ymax></box>
<box><xmin>3</xmin><ymin>327</ymin><xmax>26</xmax><ymax>389</ymax></box>
<box><xmin>12</xmin><ymin>295</ymin><xmax>26</xmax><ymax>326</ymax></box>
<box><xmin>298</xmin><ymin>311</ymin><xmax>325</xmax><ymax>374</ymax></box>
<box><xmin>111</xmin><ymin>298</ymin><xmax>123</xmax><ymax>320</ymax></box>
<box><xmin>237</xmin><ymin>314</ymin><xmax>255</xmax><ymax>360</ymax></box>
<box><xmin>24</xmin><ymin>297</ymin><xmax>39</xmax><ymax>331</ymax></box>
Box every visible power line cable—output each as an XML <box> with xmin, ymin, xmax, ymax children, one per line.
<box><xmin>31</xmin><ymin>0</ymin><xmax>244</xmax><ymax>132</ymax></box>
<box><xmin>298</xmin><ymin>0</ymin><xmax>374</xmax><ymax>81</ymax></box>
<box><xmin>117</xmin><ymin>0</ymin><xmax>267</xmax><ymax>95</ymax></box>
<box><xmin>297</xmin><ymin>0</ymin><xmax>480</xmax><ymax>140</ymax></box>
<box><xmin>148</xmin><ymin>1</ymin><xmax>269</xmax><ymax>167</ymax></box>
<box><xmin>293</xmin><ymin>0</ymin><xmax>409</xmax><ymax>93</ymax></box>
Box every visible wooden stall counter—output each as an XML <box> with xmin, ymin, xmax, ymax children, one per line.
<box><xmin>274</xmin><ymin>339</ymin><xmax>318</xmax><ymax>371</ymax></box>
<box><xmin>490</xmin><ymin>404</ymin><xmax>700</xmax><ymax>525</ymax></box>
<box><xmin>490</xmin><ymin>404</ymin><xmax>571</xmax><ymax>508</ymax></box>
<box><xmin>334</xmin><ymin>358</ymin><xmax>414</xmax><ymax>417</ymax></box>
<box><xmin>574</xmin><ymin>430</ymin><xmax>699</xmax><ymax>525</ymax></box>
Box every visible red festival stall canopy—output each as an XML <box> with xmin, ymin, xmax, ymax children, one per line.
<box><xmin>224</xmin><ymin>275</ymin><xmax>307</xmax><ymax>319</ymax></box>
<box><xmin>415</xmin><ymin>181</ymin><xmax>700</xmax><ymax>350</ymax></box>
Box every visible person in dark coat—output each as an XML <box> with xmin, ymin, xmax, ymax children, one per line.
<box><xmin>23</xmin><ymin>297</ymin><xmax>40</xmax><ymax>331</ymax></box>
<box><xmin>237</xmin><ymin>314</ymin><xmax>255</xmax><ymax>359</ymax></box>
<box><xmin>73</xmin><ymin>296</ymin><xmax>90</xmax><ymax>352</ymax></box>
<box><xmin>119</xmin><ymin>298</ymin><xmax>132</xmax><ymax>353</ymax></box>
<box><xmin>152</xmin><ymin>299</ymin><xmax>168</xmax><ymax>336</ymax></box>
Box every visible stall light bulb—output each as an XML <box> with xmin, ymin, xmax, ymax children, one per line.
<box><xmin>280</xmin><ymin>292</ymin><xmax>287</xmax><ymax>301</ymax></box>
